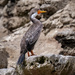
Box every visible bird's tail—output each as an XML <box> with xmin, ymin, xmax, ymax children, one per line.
<box><xmin>17</xmin><ymin>53</ymin><xmax>25</xmax><ymax>65</ymax></box>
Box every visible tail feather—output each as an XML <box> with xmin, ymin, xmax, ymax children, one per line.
<box><xmin>17</xmin><ymin>53</ymin><xmax>25</xmax><ymax>65</ymax></box>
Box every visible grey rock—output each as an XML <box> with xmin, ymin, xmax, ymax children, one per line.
<box><xmin>15</xmin><ymin>54</ymin><xmax>75</xmax><ymax>75</ymax></box>
<box><xmin>43</xmin><ymin>2</ymin><xmax>75</xmax><ymax>34</ymax></box>
<box><xmin>0</xmin><ymin>54</ymin><xmax>75</xmax><ymax>75</ymax></box>
<box><xmin>40</xmin><ymin>4</ymin><xmax>57</xmax><ymax>18</ymax></box>
<box><xmin>42</xmin><ymin>2</ymin><xmax>75</xmax><ymax>56</ymax></box>
<box><xmin>0</xmin><ymin>67</ymin><xmax>15</xmax><ymax>75</ymax></box>
<box><xmin>0</xmin><ymin>44</ymin><xmax>9</xmax><ymax>68</ymax></box>
<box><xmin>3</xmin><ymin>17</ymin><xmax>27</xmax><ymax>30</ymax></box>
<box><xmin>55</xmin><ymin>28</ymin><xmax>75</xmax><ymax>56</ymax></box>
<box><xmin>0</xmin><ymin>22</ymin><xmax>8</xmax><ymax>38</ymax></box>
<box><xmin>0</xmin><ymin>0</ymin><xmax>8</xmax><ymax>6</ymax></box>
<box><xmin>2</xmin><ymin>0</ymin><xmax>71</xmax><ymax>31</ymax></box>
<box><xmin>0</xmin><ymin>0</ymin><xmax>75</xmax><ymax>70</ymax></box>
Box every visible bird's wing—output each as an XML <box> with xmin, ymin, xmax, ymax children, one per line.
<box><xmin>26</xmin><ymin>24</ymin><xmax>42</xmax><ymax>45</ymax></box>
<box><xmin>29</xmin><ymin>29</ymin><xmax>41</xmax><ymax>44</ymax></box>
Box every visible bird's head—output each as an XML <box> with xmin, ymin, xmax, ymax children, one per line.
<box><xmin>28</xmin><ymin>8</ymin><xmax>47</xmax><ymax>18</ymax></box>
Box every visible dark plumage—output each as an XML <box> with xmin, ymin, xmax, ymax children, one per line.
<box><xmin>17</xmin><ymin>8</ymin><xmax>46</xmax><ymax>65</ymax></box>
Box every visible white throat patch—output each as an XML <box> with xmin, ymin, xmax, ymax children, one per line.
<box><xmin>31</xmin><ymin>12</ymin><xmax>38</xmax><ymax>19</ymax></box>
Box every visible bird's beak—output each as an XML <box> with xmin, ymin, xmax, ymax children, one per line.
<box><xmin>37</xmin><ymin>10</ymin><xmax>47</xmax><ymax>14</ymax></box>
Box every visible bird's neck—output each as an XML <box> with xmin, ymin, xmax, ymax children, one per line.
<box><xmin>30</xmin><ymin>12</ymin><xmax>41</xmax><ymax>24</ymax></box>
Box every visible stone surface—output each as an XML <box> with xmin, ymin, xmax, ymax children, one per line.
<box><xmin>0</xmin><ymin>0</ymin><xmax>75</xmax><ymax>74</ymax></box>
<box><xmin>0</xmin><ymin>0</ymin><xmax>8</xmax><ymax>6</ymax></box>
<box><xmin>0</xmin><ymin>24</ymin><xmax>8</xmax><ymax>38</ymax></box>
<box><xmin>55</xmin><ymin>28</ymin><xmax>75</xmax><ymax>56</ymax></box>
<box><xmin>0</xmin><ymin>44</ymin><xmax>9</xmax><ymax>68</ymax></box>
<box><xmin>43</xmin><ymin>2</ymin><xmax>75</xmax><ymax>34</ymax></box>
<box><xmin>42</xmin><ymin>2</ymin><xmax>75</xmax><ymax>56</ymax></box>
<box><xmin>1</xmin><ymin>0</ymin><xmax>71</xmax><ymax>31</ymax></box>
<box><xmin>1</xmin><ymin>1</ymin><xmax>75</xmax><ymax>68</ymax></box>
<box><xmin>0</xmin><ymin>18</ymin><xmax>9</xmax><ymax>38</ymax></box>
<box><xmin>0</xmin><ymin>54</ymin><xmax>75</xmax><ymax>75</ymax></box>
<box><xmin>0</xmin><ymin>67</ymin><xmax>15</xmax><ymax>75</ymax></box>
<box><xmin>15</xmin><ymin>54</ymin><xmax>75</xmax><ymax>75</ymax></box>
<box><xmin>3</xmin><ymin>17</ymin><xmax>27</xmax><ymax>30</ymax></box>
<box><xmin>1</xmin><ymin>22</ymin><xmax>62</xmax><ymax>67</ymax></box>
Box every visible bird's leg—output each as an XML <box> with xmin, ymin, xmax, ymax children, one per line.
<box><xmin>28</xmin><ymin>52</ymin><xmax>30</xmax><ymax>57</ymax></box>
<box><xmin>31</xmin><ymin>50</ymin><xmax>35</xmax><ymax>56</ymax></box>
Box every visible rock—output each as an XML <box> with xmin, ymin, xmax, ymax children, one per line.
<box><xmin>0</xmin><ymin>7</ymin><xmax>4</xmax><ymax>17</ymax></box>
<box><xmin>43</xmin><ymin>2</ymin><xmax>75</xmax><ymax>34</ymax></box>
<box><xmin>40</xmin><ymin>4</ymin><xmax>57</xmax><ymax>18</ymax></box>
<box><xmin>42</xmin><ymin>2</ymin><xmax>75</xmax><ymax>56</ymax></box>
<box><xmin>0</xmin><ymin>24</ymin><xmax>8</xmax><ymax>38</ymax></box>
<box><xmin>16</xmin><ymin>0</ymin><xmax>70</xmax><ymax>19</ymax></box>
<box><xmin>0</xmin><ymin>44</ymin><xmax>9</xmax><ymax>68</ymax></box>
<box><xmin>1</xmin><ymin>22</ymin><xmax>32</xmax><ymax>67</ymax></box>
<box><xmin>0</xmin><ymin>17</ymin><xmax>9</xmax><ymax>38</ymax></box>
<box><xmin>0</xmin><ymin>54</ymin><xmax>75</xmax><ymax>75</ymax></box>
<box><xmin>15</xmin><ymin>54</ymin><xmax>75</xmax><ymax>75</ymax></box>
<box><xmin>0</xmin><ymin>0</ymin><xmax>75</xmax><ymax>69</ymax></box>
<box><xmin>1</xmin><ymin>21</ymin><xmax>62</xmax><ymax>67</ymax></box>
<box><xmin>3</xmin><ymin>17</ymin><xmax>27</xmax><ymax>30</ymax></box>
<box><xmin>2</xmin><ymin>0</ymin><xmax>71</xmax><ymax>31</ymax></box>
<box><xmin>55</xmin><ymin>28</ymin><xmax>75</xmax><ymax>56</ymax></box>
<box><xmin>0</xmin><ymin>0</ymin><xmax>8</xmax><ymax>6</ymax></box>
<box><xmin>0</xmin><ymin>67</ymin><xmax>15</xmax><ymax>75</ymax></box>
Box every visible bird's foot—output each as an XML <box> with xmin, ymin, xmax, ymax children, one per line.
<box><xmin>31</xmin><ymin>54</ymin><xmax>35</xmax><ymax>56</ymax></box>
<box><xmin>28</xmin><ymin>52</ymin><xmax>30</xmax><ymax>57</ymax></box>
<box><xmin>28</xmin><ymin>51</ymin><xmax>36</xmax><ymax>57</ymax></box>
<box><xmin>31</xmin><ymin>50</ymin><xmax>35</xmax><ymax>56</ymax></box>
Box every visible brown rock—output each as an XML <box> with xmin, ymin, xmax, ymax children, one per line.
<box><xmin>0</xmin><ymin>43</ymin><xmax>9</xmax><ymax>68</ymax></box>
<box><xmin>1</xmin><ymin>26</ymin><xmax>62</xmax><ymax>67</ymax></box>
<box><xmin>43</xmin><ymin>2</ymin><xmax>75</xmax><ymax>34</ymax></box>
<box><xmin>0</xmin><ymin>19</ymin><xmax>8</xmax><ymax>38</ymax></box>
<box><xmin>55</xmin><ymin>28</ymin><xmax>75</xmax><ymax>56</ymax></box>
<box><xmin>2</xmin><ymin>0</ymin><xmax>71</xmax><ymax>31</ymax></box>
<box><xmin>3</xmin><ymin>17</ymin><xmax>27</xmax><ymax>30</ymax></box>
<box><xmin>0</xmin><ymin>0</ymin><xmax>8</xmax><ymax>6</ymax></box>
<box><xmin>15</xmin><ymin>54</ymin><xmax>75</xmax><ymax>75</ymax></box>
<box><xmin>0</xmin><ymin>0</ymin><xmax>75</xmax><ymax>68</ymax></box>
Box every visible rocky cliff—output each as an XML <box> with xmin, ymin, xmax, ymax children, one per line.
<box><xmin>0</xmin><ymin>0</ymin><xmax>75</xmax><ymax>75</ymax></box>
<box><xmin>0</xmin><ymin>54</ymin><xmax>75</xmax><ymax>75</ymax></box>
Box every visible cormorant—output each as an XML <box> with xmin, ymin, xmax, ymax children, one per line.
<box><xmin>17</xmin><ymin>8</ymin><xmax>47</xmax><ymax>65</ymax></box>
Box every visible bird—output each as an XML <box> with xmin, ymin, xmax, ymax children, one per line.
<box><xmin>17</xmin><ymin>8</ymin><xmax>47</xmax><ymax>65</ymax></box>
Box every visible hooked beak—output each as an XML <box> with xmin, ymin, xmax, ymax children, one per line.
<box><xmin>37</xmin><ymin>10</ymin><xmax>47</xmax><ymax>14</ymax></box>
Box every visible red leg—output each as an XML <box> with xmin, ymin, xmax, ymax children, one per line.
<box><xmin>31</xmin><ymin>50</ymin><xmax>35</xmax><ymax>56</ymax></box>
<box><xmin>28</xmin><ymin>52</ymin><xmax>30</xmax><ymax>57</ymax></box>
